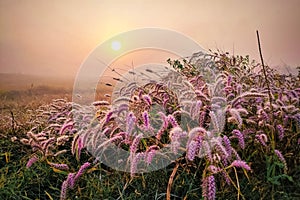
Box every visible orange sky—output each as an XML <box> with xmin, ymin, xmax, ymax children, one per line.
<box><xmin>0</xmin><ymin>0</ymin><xmax>299</xmax><ymax>77</ymax></box>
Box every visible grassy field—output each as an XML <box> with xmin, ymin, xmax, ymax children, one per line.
<box><xmin>1</xmin><ymin>52</ymin><xmax>300</xmax><ymax>200</ymax></box>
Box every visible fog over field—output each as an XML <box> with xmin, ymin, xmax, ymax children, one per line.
<box><xmin>1</xmin><ymin>0</ymin><xmax>300</xmax><ymax>79</ymax></box>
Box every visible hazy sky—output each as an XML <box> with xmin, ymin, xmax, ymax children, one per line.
<box><xmin>1</xmin><ymin>0</ymin><xmax>299</xmax><ymax>77</ymax></box>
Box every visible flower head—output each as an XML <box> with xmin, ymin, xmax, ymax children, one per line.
<box><xmin>202</xmin><ymin>175</ymin><xmax>216</xmax><ymax>200</ymax></box>
<box><xmin>274</xmin><ymin>149</ymin><xmax>288</xmax><ymax>173</ymax></box>
<box><xmin>26</xmin><ymin>155</ymin><xmax>39</xmax><ymax>168</ymax></box>
<box><xmin>74</xmin><ymin>162</ymin><xmax>91</xmax><ymax>183</ymax></box>
<box><xmin>276</xmin><ymin>124</ymin><xmax>284</xmax><ymax>141</ymax></box>
<box><xmin>142</xmin><ymin>111</ymin><xmax>150</xmax><ymax>129</ymax></box>
<box><xmin>232</xmin><ymin>129</ymin><xmax>245</xmax><ymax>149</ymax></box>
<box><xmin>231</xmin><ymin>160</ymin><xmax>251</xmax><ymax>171</ymax></box>
<box><xmin>60</xmin><ymin>180</ymin><xmax>68</xmax><ymax>200</ymax></box>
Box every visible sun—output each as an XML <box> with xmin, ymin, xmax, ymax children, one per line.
<box><xmin>111</xmin><ymin>41</ymin><xmax>121</xmax><ymax>51</ymax></box>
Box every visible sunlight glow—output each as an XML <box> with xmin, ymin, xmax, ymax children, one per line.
<box><xmin>111</xmin><ymin>41</ymin><xmax>121</xmax><ymax>51</ymax></box>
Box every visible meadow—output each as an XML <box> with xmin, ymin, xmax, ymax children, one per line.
<box><xmin>0</xmin><ymin>51</ymin><xmax>300</xmax><ymax>200</ymax></box>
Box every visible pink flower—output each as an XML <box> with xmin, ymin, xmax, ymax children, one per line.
<box><xmin>195</xmin><ymin>100</ymin><xmax>203</xmax><ymax>112</ymax></box>
<box><xmin>130</xmin><ymin>134</ymin><xmax>142</xmax><ymax>153</ymax></box>
<box><xmin>202</xmin><ymin>175</ymin><xmax>216</xmax><ymax>200</ymax></box>
<box><xmin>187</xmin><ymin>140</ymin><xmax>198</xmax><ymax>161</ymax></box>
<box><xmin>222</xmin><ymin>135</ymin><xmax>232</xmax><ymax>157</ymax></box>
<box><xmin>229</xmin><ymin>109</ymin><xmax>243</xmax><ymax>128</ymax></box>
<box><xmin>232</xmin><ymin>129</ymin><xmax>245</xmax><ymax>149</ymax></box>
<box><xmin>76</xmin><ymin>137</ymin><xmax>83</xmax><ymax>160</ymax></box>
<box><xmin>259</xmin><ymin>109</ymin><xmax>270</xmax><ymax>122</ymax></box>
<box><xmin>49</xmin><ymin>163</ymin><xmax>69</xmax><ymax>171</ymax></box>
<box><xmin>227</xmin><ymin>75</ymin><xmax>232</xmax><ymax>86</ymax></box>
<box><xmin>74</xmin><ymin>162</ymin><xmax>91</xmax><ymax>183</ymax></box>
<box><xmin>105</xmin><ymin>111</ymin><xmax>114</xmax><ymax>123</ymax></box>
<box><xmin>126</xmin><ymin>112</ymin><xmax>136</xmax><ymax>134</ymax></box>
<box><xmin>208</xmin><ymin>165</ymin><xmax>221</xmax><ymax>174</ymax></box>
<box><xmin>142</xmin><ymin>94</ymin><xmax>152</xmax><ymax>106</ymax></box>
<box><xmin>276</xmin><ymin>124</ymin><xmax>284</xmax><ymax>141</ymax></box>
<box><xmin>255</xmin><ymin>133</ymin><xmax>267</xmax><ymax>147</ymax></box>
<box><xmin>199</xmin><ymin>111</ymin><xmax>207</xmax><ymax>127</ymax></box>
<box><xmin>170</xmin><ymin>127</ymin><xmax>187</xmax><ymax>154</ymax></box>
<box><xmin>26</xmin><ymin>155</ymin><xmax>38</xmax><ymax>168</ymax></box>
<box><xmin>221</xmin><ymin>171</ymin><xmax>231</xmax><ymax>185</ymax></box>
<box><xmin>92</xmin><ymin>100</ymin><xmax>110</xmax><ymax>106</ymax></box>
<box><xmin>214</xmin><ymin>139</ymin><xmax>229</xmax><ymax>160</ymax></box>
<box><xmin>41</xmin><ymin>137</ymin><xmax>55</xmax><ymax>150</ymax></box>
<box><xmin>231</xmin><ymin>160</ymin><xmax>251</xmax><ymax>171</ymax></box>
<box><xmin>59</xmin><ymin>121</ymin><xmax>73</xmax><ymax>135</ymax></box>
<box><xmin>130</xmin><ymin>152</ymin><xmax>144</xmax><ymax>176</ymax></box>
<box><xmin>60</xmin><ymin>180</ymin><xmax>68</xmax><ymax>200</ymax></box>
<box><xmin>142</xmin><ymin>111</ymin><xmax>150</xmax><ymax>129</ymax></box>
<box><xmin>67</xmin><ymin>173</ymin><xmax>75</xmax><ymax>189</ymax></box>
<box><xmin>188</xmin><ymin>127</ymin><xmax>206</xmax><ymax>141</ymax></box>
<box><xmin>167</xmin><ymin>115</ymin><xmax>178</xmax><ymax>127</ymax></box>
<box><xmin>156</xmin><ymin>112</ymin><xmax>169</xmax><ymax>140</ymax></box>
<box><xmin>145</xmin><ymin>149</ymin><xmax>156</xmax><ymax>164</ymax></box>
<box><xmin>274</xmin><ymin>149</ymin><xmax>288</xmax><ymax>173</ymax></box>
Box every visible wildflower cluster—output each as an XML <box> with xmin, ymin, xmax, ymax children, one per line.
<box><xmin>18</xmin><ymin>50</ymin><xmax>300</xmax><ymax>199</ymax></box>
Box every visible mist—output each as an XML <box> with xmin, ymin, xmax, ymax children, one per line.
<box><xmin>1</xmin><ymin>0</ymin><xmax>300</xmax><ymax>78</ymax></box>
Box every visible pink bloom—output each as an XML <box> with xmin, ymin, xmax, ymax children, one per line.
<box><xmin>71</xmin><ymin>133</ymin><xmax>80</xmax><ymax>155</ymax></box>
<box><xmin>255</xmin><ymin>134</ymin><xmax>267</xmax><ymax>147</ymax></box>
<box><xmin>227</xmin><ymin>75</ymin><xmax>232</xmax><ymax>86</ymax></box>
<box><xmin>145</xmin><ymin>149</ymin><xmax>156</xmax><ymax>165</ymax></box>
<box><xmin>214</xmin><ymin>139</ymin><xmax>229</xmax><ymax>160</ymax></box>
<box><xmin>231</xmin><ymin>160</ymin><xmax>251</xmax><ymax>171</ymax></box>
<box><xmin>232</xmin><ymin>129</ymin><xmax>245</xmax><ymax>149</ymax></box>
<box><xmin>142</xmin><ymin>111</ymin><xmax>150</xmax><ymax>129</ymax></box>
<box><xmin>26</xmin><ymin>156</ymin><xmax>38</xmax><ymax>168</ymax></box>
<box><xmin>222</xmin><ymin>135</ymin><xmax>232</xmax><ymax>157</ymax></box>
<box><xmin>171</xmin><ymin>141</ymin><xmax>180</xmax><ymax>155</ymax></box>
<box><xmin>59</xmin><ymin>121</ymin><xmax>73</xmax><ymax>135</ymax></box>
<box><xmin>170</xmin><ymin>127</ymin><xmax>187</xmax><ymax>154</ymax></box>
<box><xmin>76</xmin><ymin>137</ymin><xmax>83</xmax><ymax>160</ymax></box>
<box><xmin>276</xmin><ymin>124</ymin><xmax>284</xmax><ymax>141</ymax></box>
<box><xmin>130</xmin><ymin>134</ymin><xmax>142</xmax><ymax>153</ymax></box>
<box><xmin>199</xmin><ymin>111</ymin><xmax>207</xmax><ymax>127</ymax></box>
<box><xmin>167</xmin><ymin>115</ymin><xmax>178</xmax><ymax>127</ymax></box>
<box><xmin>60</xmin><ymin>180</ymin><xmax>68</xmax><ymax>200</ymax></box>
<box><xmin>195</xmin><ymin>100</ymin><xmax>203</xmax><ymax>112</ymax></box>
<box><xmin>142</xmin><ymin>94</ymin><xmax>152</xmax><ymax>106</ymax></box>
<box><xmin>67</xmin><ymin>173</ymin><xmax>75</xmax><ymax>189</ymax></box>
<box><xmin>260</xmin><ymin>109</ymin><xmax>270</xmax><ymax>122</ymax></box>
<box><xmin>74</xmin><ymin>162</ymin><xmax>91</xmax><ymax>183</ymax></box>
<box><xmin>49</xmin><ymin>163</ymin><xmax>69</xmax><ymax>171</ymax></box>
<box><xmin>202</xmin><ymin>175</ymin><xmax>216</xmax><ymax>200</ymax></box>
<box><xmin>170</xmin><ymin>127</ymin><xmax>184</xmax><ymax>141</ymax></box>
<box><xmin>126</xmin><ymin>112</ymin><xmax>136</xmax><ymax>134</ymax></box>
<box><xmin>229</xmin><ymin>109</ymin><xmax>243</xmax><ymax>127</ymax></box>
<box><xmin>105</xmin><ymin>111</ymin><xmax>114</xmax><ymax>123</ymax></box>
<box><xmin>188</xmin><ymin>127</ymin><xmax>206</xmax><ymax>141</ymax></box>
<box><xmin>221</xmin><ymin>171</ymin><xmax>231</xmax><ymax>185</ymax></box>
<box><xmin>208</xmin><ymin>165</ymin><xmax>221</xmax><ymax>174</ymax></box>
<box><xmin>274</xmin><ymin>149</ymin><xmax>288</xmax><ymax>172</ymax></box>
<box><xmin>207</xmin><ymin>175</ymin><xmax>216</xmax><ymax>200</ymax></box>
<box><xmin>155</xmin><ymin>112</ymin><xmax>169</xmax><ymax>140</ymax></box>
<box><xmin>187</xmin><ymin>140</ymin><xmax>198</xmax><ymax>161</ymax></box>
<box><xmin>41</xmin><ymin>137</ymin><xmax>56</xmax><ymax>150</ymax></box>
<box><xmin>203</xmin><ymin>141</ymin><xmax>212</xmax><ymax>161</ymax></box>
<box><xmin>92</xmin><ymin>100</ymin><xmax>110</xmax><ymax>106</ymax></box>
<box><xmin>159</xmin><ymin>112</ymin><xmax>169</xmax><ymax>129</ymax></box>
<box><xmin>130</xmin><ymin>152</ymin><xmax>144</xmax><ymax>176</ymax></box>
